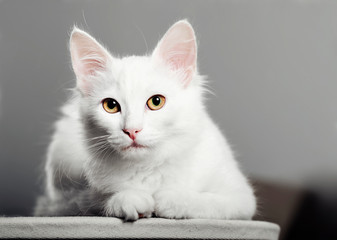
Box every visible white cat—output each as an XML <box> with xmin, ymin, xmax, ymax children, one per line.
<box><xmin>34</xmin><ymin>20</ymin><xmax>256</xmax><ymax>220</ymax></box>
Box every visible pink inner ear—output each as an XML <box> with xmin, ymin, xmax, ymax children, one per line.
<box><xmin>70</xmin><ymin>29</ymin><xmax>110</xmax><ymax>95</ymax></box>
<box><xmin>75</xmin><ymin>53</ymin><xmax>107</xmax><ymax>76</ymax></box>
<box><xmin>161</xmin><ymin>43</ymin><xmax>196</xmax><ymax>86</ymax></box>
<box><xmin>71</xmin><ymin>41</ymin><xmax>108</xmax><ymax>77</ymax></box>
<box><xmin>162</xmin><ymin>43</ymin><xmax>196</xmax><ymax>71</ymax></box>
<box><xmin>154</xmin><ymin>21</ymin><xmax>197</xmax><ymax>86</ymax></box>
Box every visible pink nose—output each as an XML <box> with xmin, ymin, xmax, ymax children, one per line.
<box><xmin>122</xmin><ymin>129</ymin><xmax>142</xmax><ymax>140</ymax></box>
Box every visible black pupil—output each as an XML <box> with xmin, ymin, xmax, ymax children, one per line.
<box><xmin>107</xmin><ymin>99</ymin><xmax>117</xmax><ymax>109</ymax></box>
<box><xmin>152</xmin><ymin>96</ymin><xmax>161</xmax><ymax>106</ymax></box>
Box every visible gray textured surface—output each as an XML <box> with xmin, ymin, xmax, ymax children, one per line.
<box><xmin>0</xmin><ymin>217</ymin><xmax>280</xmax><ymax>239</ymax></box>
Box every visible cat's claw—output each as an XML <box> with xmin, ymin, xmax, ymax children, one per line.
<box><xmin>104</xmin><ymin>190</ymin><xmax>154</xmax><ymax>221</ymax></box>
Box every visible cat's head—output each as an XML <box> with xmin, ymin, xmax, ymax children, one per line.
<box><xmin>70</xmin><ymin>20</ymin><xmax>206</xmax><ymax>159</ymax></box>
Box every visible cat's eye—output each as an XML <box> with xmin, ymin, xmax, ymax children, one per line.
<box><xmin>147</xmin><ymin>95</ymin><xmax>166</xmax><ymax>111</ymax></box>
<box><xmin>102</xmin><ymin>98</ymin><xmax>120</xmax><ymax>114</ymax></box>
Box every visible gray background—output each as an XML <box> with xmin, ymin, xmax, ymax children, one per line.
<box><xmin>1</xmin><ymin>0</ymin><xmax>337</xmax><ymax>215</ymax></box>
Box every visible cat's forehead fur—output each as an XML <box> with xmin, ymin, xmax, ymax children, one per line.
<box><xmin>115</xmin><ymin>55</ymin><xmax>177</xmax><ymax>87</ymax></box>
<box><xmin>115</xmin><ymin>56</ymin><xmax>159</xmax><ymax>89</ymax></box>
<box><xmin>98</xmin><ymin>55</ymin><xmax>180</xmax><ymax>101</ymax></box>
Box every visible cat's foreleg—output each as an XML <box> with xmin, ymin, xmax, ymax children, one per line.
<box><xmin>154</xmin><ymin>189</ymin><xmax>256</xmax><ymax>220</ymax></box>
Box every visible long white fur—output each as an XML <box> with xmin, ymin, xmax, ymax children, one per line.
<box><xmin>34</xmin><ymin>20</ymin><xmax>256</xmax><ymax>220</ymax></box>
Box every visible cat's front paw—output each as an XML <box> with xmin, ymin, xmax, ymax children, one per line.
<box><xmin>154</xmin><ymin>190</ymin><xmax>189</xmax><ymax>219</ymax></box>
<box><xmin>104</xmin><ymin>190</ymin><xmax>154</xmax><ymax>221</ymax></box>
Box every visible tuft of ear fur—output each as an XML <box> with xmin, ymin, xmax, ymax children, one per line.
<box><xmin>152</xmin><ymin>20</ymin><xmax>197</xmax><ymax>87</ymax></box>
<box><xmin>69</xmin><ymin>27</ymin><xmax>111</xmax><ymax>95</ymax></box>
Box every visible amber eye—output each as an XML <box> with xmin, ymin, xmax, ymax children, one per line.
<box><xmin>102</xmin><ymin>98</ymin><xmax>120</xmax><ymax>113</ymax></box>
<box><xmin>147</xmin><ymin>95</ymin><xmax>166</xmax><ymax>111</ymax></box>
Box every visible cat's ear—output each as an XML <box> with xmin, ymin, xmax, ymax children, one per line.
<box><xmin>152</xmin><ymin>20</ymin><xmax>197</xmax><ymax>87</ymax></box>
<box><xmin>69</xmin><ymin>27</ymin><xmax>111</xmax><ymax>95</ymax></box>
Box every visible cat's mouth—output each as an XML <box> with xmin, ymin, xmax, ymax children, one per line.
<box><xmin>122</xmin><ymin>142</ymin><xmax>147</xmax><ymax>151</ymax></box>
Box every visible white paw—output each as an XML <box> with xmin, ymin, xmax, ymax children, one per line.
<box><xmin>154</xmin><ymin>190</ymin><xmax>190</xmax><ymax>219</ymax></box>
<box><xmin>104</xmin><ymin>190</ymin><xmax>154</xmax><ymax>221</ymax></box>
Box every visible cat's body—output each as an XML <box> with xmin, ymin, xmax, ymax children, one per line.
<box><xmin>35</xmin><ymin>20</ymin><xmax>256</xmax><ymax>220</ymax></box>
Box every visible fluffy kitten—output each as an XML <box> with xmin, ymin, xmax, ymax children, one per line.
<box><xmin>34</xmin><ymin>20</ymin><xmax>256</xmax><ymax>220</ymax></box>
